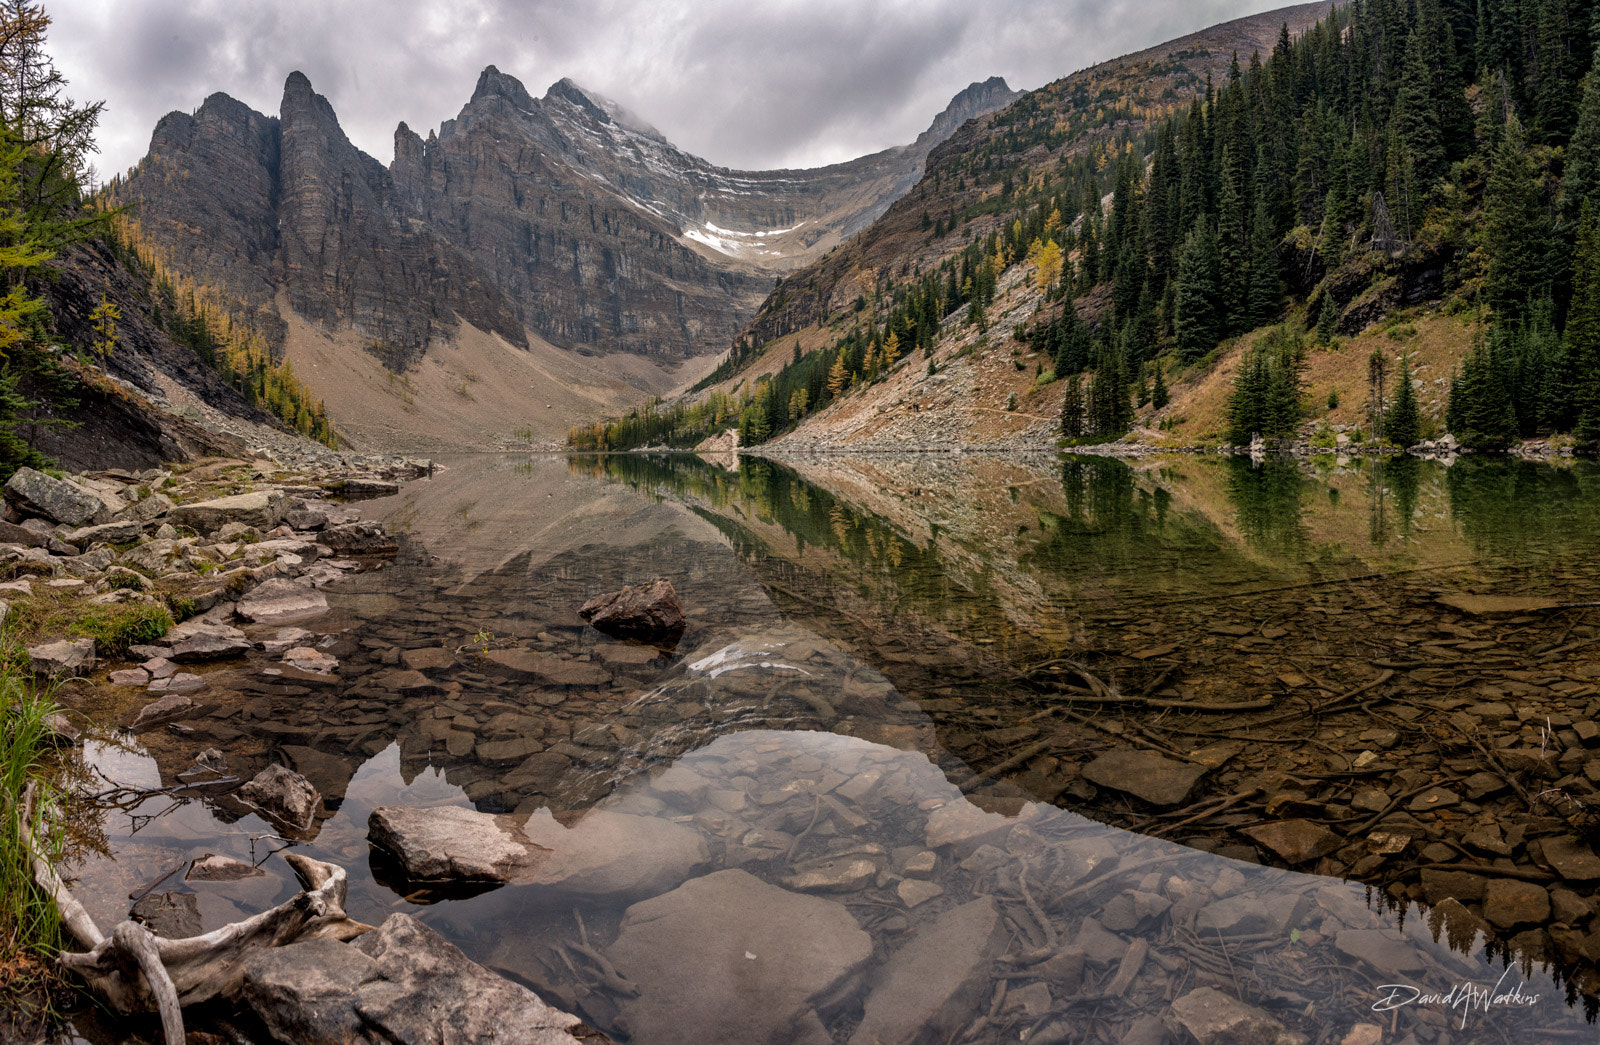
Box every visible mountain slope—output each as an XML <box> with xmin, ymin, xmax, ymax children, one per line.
<box><xmin>113</xmin><ymin>68</ymin><xmax>1017</xmax><ymax>371</ymax></box>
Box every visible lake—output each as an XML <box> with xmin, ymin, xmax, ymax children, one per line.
<box><xmin>65</xmin><ymin>451</ymin><xmax>1600</xmax><ymax>1043</ymax></box>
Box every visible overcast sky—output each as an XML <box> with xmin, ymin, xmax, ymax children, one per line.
<box><xmin>51</xmin><ymin>0</ymin><xmax>1284</xmax><ymax>180</ymax></box>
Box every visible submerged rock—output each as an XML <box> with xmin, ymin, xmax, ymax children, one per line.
<box><xmin>130</xmin><ymin>693</ymin><xmax>197</xmax><ymax>731</ymax></box>
<box><xmin>368</xmin><ymin>805</ymin><xmax>546</xmax><ymax>883</ymax></box>
<box><xmin>1166</xmin><ymin>986</ymin><xmax>1308</xmax><ymax>1045</ymax></box>
<box><xmin>518</xmin><ymin>808</ymin><xmax>708</xmax><ymax>897</ymax></box>
<box><xmin>1082</xmin><ymin>749</ymin><xmax>1208</xmax><ymax>807</ymax></box>
<box><xmin>849</xmin><ymin>897</ymin><xmax>1007</xmax><ymax>1045</ymax></box>
<box><xmin>578</xmin><ymin>578</ymin><xmax>686</xmax><ymax>641</ymax></box>
<box><xmin>608</xmin><ymin>868</ymin><xmax>871</xmax><ymax>1045</ymax></box>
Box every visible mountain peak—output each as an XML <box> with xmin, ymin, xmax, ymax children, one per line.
<box><xmin>546</xmin><ymin>77</ymin><xmax>664</xmax><ymax>140</ymax></box>
<box><xmin>915</xmin><ymin>76</ymin><xmax>1021</xmax><ymax>151</ymax></box>
<box><xmin>472</xmin><ymin>65</ymin><xmax>535</xmax><ymax>110</ymax></box>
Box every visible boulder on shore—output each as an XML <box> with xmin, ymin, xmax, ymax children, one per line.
<box><xmin>578</xmin><ymin>578</ymin><xmax>686</xmax><ymax>642</ymax></box>
<box><xmin>236</xmin><ymin>578</ymin><xmax>329</xmax><ymax>624</ymax></box>
<box><xmin>28</xmin><ymin>637</ymin><xmax>95</xmax><ymax>678</ymax></box>
<box><xmin>4</xmin><ymin>468</ymin><xmax>108</xmax><ymax>527</ymax></box>
<box><xmin>169</xmin><ymin>490</ymin><xmax>286</xmax><ymax>534</ymax></box>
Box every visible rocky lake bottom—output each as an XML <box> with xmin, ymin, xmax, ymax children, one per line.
<box><xmin>52</xmin><ymin>451</ymin><xmax>1600</xmax><ymax>1044</ymax></box>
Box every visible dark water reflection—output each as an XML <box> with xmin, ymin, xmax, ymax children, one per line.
<box><xmin>64</xmin><ymin>452</ymin><xmax>1600</xmax><ymax>1043</ymax></box>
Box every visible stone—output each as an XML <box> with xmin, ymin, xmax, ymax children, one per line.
<box><xmin>484</xmin><ymin>649</ymin><xmax>610</xmax><ymax>686</ymax></box>
<box><xmin>924</xmin><ymin>799</ymin><xmax>1016</xmax><ymax>853</ymax></box>
<box><xmin>1341</xmin><ymin>1025</ymin><xmax>1384</xmax><ymax>1045</ymax></box>
<box><xmin>1407</xmin><ymin>786</ymin><xmax>1459</xmax><ymax>812</ymax></box>
<box><xmin>319</xmin><ymin>522</ymin><xmax>398</xmax><ymax>556</ymax></box>
<box><xmin>517</xmin><ymin>807</ymin><xmax>709</xmax><ymax>897</ymax></box>
<box><xmin>4</xmin><ymin>467</ymin><xmax>107</xmax><ymax>526</ymax></box>
<box><xmin>1334</xmin><ymin>929</ymin><xmax>1425</xmax><ymax>976</ymax></box>
<box><xmin>1541</xmin><ymin>835</ymin><xmax>1600</xmax><ymax>881</ymax></box>
<box><xmin>0</xmin><ymin>519</ymin><xmax>49</xmax><ymax>548</ymax></box>
<box><xmin>1463</xmin><ymin>773</ymin><xmax>1508</xmax><ymax>800</ymax></box>
<box><xmin>28</xmin><ymin>638</ymin><xmax>95</xmax><ymax>678</ymax></box>
<box><xmin>400</xmin><ymin>646</ymin><xmax>455</xmax><ymax>672</ymax></box>
<box><xmin>236</xmin><ymin>578</ymin><xmax>329</xmax><ymax>624</ymax></box>
<box><xmin>896</xmin><ymin>879</ymin><xmax>943</xmax><ymax>908</ymax></box>
<box><xmin>1197</xmin><ymin>893</ymin><xmax>1309</xmax><ymax>937</ymax></box>
<box><xmin>503</xmin><ymin>751</ymin><xmax>573</xmax><ymax>792</ymax></box>
<box><xmin>1167</xmin><ymin>987</ymin><xmax>1308</xmax><ymax>1045</ymax></box>
<box><xmin>284</xmin><ymin>508</ymin><xmax>328</xmax><ymax>530</ymax></box>
<box><xmin>149</xmin><ymin>673</ymin><xmax>206</xmax><ymax>695</ymax></box>
<box><xmin>277</xmin><ymin>745</ymin><xmax>357</xmax><ymax>804</ymax></box>
<box><xmin>902</xmin><ymin>850</ymin><xmax>937</xmax><ymax>878</ymax></box>
<box><xmin>1240</xmin><ymin>820</ymin><xmax>1343</xmax><ymax>864</ymax></box>
<box><xmin>186</xmin><ymin>853</ymin><xmax>267</xmax><ymax>883</ymax></box>
<box><xmin>62</xmin><ymin>520</ymin><xmax>143</xmax><ymax>546</ymax></box>
<box><xmin>108</xmin><ymin>668</ymin><xmax>150</xmax><ymax>686</ymax></box>
<box><xmin>609</xmin><ymin>869</ymin><xmax>872</xmax><ymax>1045</ymax></box>
<box><xmin>1420</xmin><ymin>869</ymin><xmax>1487</xmax><ymax>904</ymax></box>
<box><xmin>129</xmin><ymin>693</ymin><xmax>198</xmax><ymax>731</ymax></box>
<box><xmin>262</xmin><ymin>627</ymin><xmax>316</xmax><ymax>653</ymax></box>
<box><xmin>130</xmin><ymin>892</ymin><xmax>202</xmax><ymax>939</ymax></box>
<box><xmin>1082</xmin><ymin>749</ymin><xmax>1207</xmax><ymax>807</ymax></box>
<box><xmin>1483</xmin><ymin>879</ymin><xmax>1551</xmax><ymax>929</ymax></box>
<box><xmin>167</xmin><ymin>620</ymin><xmax>253</xmax><ymax>661</ymax></box>
<box><xmin>849</xmin><ymin>897</ymin><xmax>1006</xmax><ymax>1045</ymax></box>
<box><xmin>577</xmin><ymin>577</ymin><xmax>686</xmax><ymax>641</ymax></box>
<box><xmin>169</xmin><ymin>490</ymin><xmax>286</xmax><ymax>533</ymax></box>
<box><xmin>1437</xmin><ymin>593</ymin><xmax>1562</xmax><ymax>615</ymax></box>
<box><xmin>339</xmin><ymin>478</ymin><xmax>399</xmax><ymax>499</ymax></box>
<box><xmin>241</xmin><ymin>914</ymin><xmax>590</xmax><ymax>1045</ymax></box>
<box><xmin>238</xmin><ymin>764</ymin><xmax>321</xmax><ymax>830</ymax></box>
<box><xmin>782</xmin><ymin>856</ymin><xmax>877</xmax><ymax>893</ymax></box>
<box><xmin>368</xmin><ymin>805</ymin><xmax>545</xmax><ymax>882</ymax></box>
<box><xmin>282</xmin><ymin>647</ymin><xmax>338</xmax><ymax>674</ymax></box>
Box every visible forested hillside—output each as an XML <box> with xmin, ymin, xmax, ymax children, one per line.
<box><xmin>574</xmin><ymin>0</ymin><xmax>1600</xmax><ymax>454</ymax></box>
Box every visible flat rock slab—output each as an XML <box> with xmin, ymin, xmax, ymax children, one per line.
<box><xmin>1437</xmin><ymin>593</ymin><xmax>1562</xmax><ymax>615</ymax></box>
<box><xmin>848</xmin><ymin>897</ymin><xmax>1006</xmax><ymax>1045</ymax></box>
<box><xmin>369</xmin><ymin>806</ymin><xmax>546</xmax><ymax>883</ymax></box>
<box><xmin>1334</xmin><ymin>928</ymin><xmax>1426</xmax><ymax>976</ymax></box>
<box><xmin>236</xmin><ymin>578</ymin><xmax>329</xmax><ymax>624</ymax></box>
<box><xmin>484</xmin><ymin>649</ymin><xmax>610</xmax><ymax>687</ymax></box>
<box><xmin>1240</xmin><ymin>820</ymin><xmax>1343</xmax><ymax>864</ymax></box>
<box><xmin>170</xmin><ymin>490</ymin><xmax>285</xmax><ymax>534</ymax></box>
<box><xmin>518</xmin><ymin>808</ymin><xmax>708</xmax><ymax>897</ymax></box>
<box><xmin>166</xmin><ymin>620</ymin><xmax>253</xmax><ymax>661</ymax></box>
<box><xmin>1541</xmin><ymin>835</ymin><xmax>1600</xmax><ymax>881</ymax></box>
<box><xmin>1082</xmin><ymin>749</ymin><xmax>1207</xmax><ymax>807</ymax></box>
<box><xmin>28</xmin><ymin>637</ymin><xmax>95</xmax><ymax>678</ymax></box>
<box><xmin>64</xmin><ymin>520</ymin><xmax>143</xmax><ymax>545</ymax></box>
<box><xmin>609</xmin><ymin>868</ymin><xmax>871</xmax><ymax>1045</ymax></box>
<box><xmin>240</xmin><ymin>914</ymin><xmax>591</xmax><ymax>1045</ymax></box>
<box><xmin>1166</xmin><ymin>986</ymin><xmax>1308</xmax><ymax>1045</ymax></box>
<box><xmin>400</xmin><ymin>647</ymin><xmax>455</xmax><ymax>672</ymax></box>
<box><xmin>130</xmin><ymin>694</ymin><xmax>196</xmax><ymax>731</ymax></box>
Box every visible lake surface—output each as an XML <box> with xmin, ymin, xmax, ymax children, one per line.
<box><xmin>64</xmin><ymin>452</ymin><xmax>1600</xmax><ymax>1043</ymax></box>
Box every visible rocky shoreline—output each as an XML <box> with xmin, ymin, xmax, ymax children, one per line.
<box><xmin>6</xmin><ymin>451</ymin><xmax>607</xmax><ymax>1043</ymax></box>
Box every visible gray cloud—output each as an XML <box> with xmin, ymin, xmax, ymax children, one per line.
<box><xmin>50</xmin><ymin>0</ymin><xmax>1286</xmax><ymax>181</ymax></box>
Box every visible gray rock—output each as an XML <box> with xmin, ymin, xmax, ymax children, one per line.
<box><xmin>1240</xmin><ymin>820</ymin><xmax>1343</xmax><ymax>864</ymax></box>
<box><xmin>166</xmin><ymin>620</ymin><xmax>253</xmax><ymax>661</ymax></box>
<box><xmin>1334</xmin><ymin>929</ymin><xmax>1425</xmax><ymax>976</ymax></box>
<box><xmin>1082</xmin><ymin>749</ymin><xmax>1208</xmax><ymax>807</ymax></box>
<box><xmin>238</xmin><ymin>764</ymin><xmax>321</xmax><ymax>830</ymax></box>
<box><xmin>484</xmin><ymin>649</ymin><xmax>610</xmax><ymax>686</ymax></box>
<box><xmin>186</xmin><ymin>853</ymin><xmax>267</xmax><ymax>883</ymax></box>
<box><xmin>236</xmin><ymin>578</ymin><xmax>329</xmax><ymax>624</ymax></box>
<box><xmin>4</xmin><ymin>468</ymin><xmax>107</xmax><ymax>526</ymax></box>
<box><xmin>108</xmin><ymin>668</ymin><xmax>150</xmax><ymax>686</ymax></box>
<box><xmin>368</xmin><ymin>805</ymin><xmax>545</xmax><ymax>882</ymax></box>
<box><xmin>63</xmin><ymin>520</ymin><xmax>143</xmax><ymax>546</ymax></box>
<box><xmin>340</xmin><ymin>478</ymin><xmax>399</xmax><ymax>499</ymax></box>
<box><xmin>783</xmin><ymin>856</ymin><xmax>878</xmax><ymax>894</ymax></box>
<box><xmin>1166</xmin><ymin>986</ymin><xmax>1308</xmax><ymax>1045</ymax></box>
<box><xmin>518</xmin><ymin>808</ymin><xmax>709</xmax><ymax>896</ymax></box>
<box><xmin>1197</xmin><ymin>893</ymin><xmax>1310</xmax><ymax>937</ymax></box>
<box><xmin>28</xmin><ymin>638</ymin><xmax>95</xmax><ymax>678</ymax></box>
<box><xmin>848</xmin><ymin>897</ymin><xmax>1006</xmax><ymax>1045</ymax></box>
<box><xmin>285</xmin><ymin>508</ymin><xmax>328</xmax><ymax>530</ymax></box>
<box><xmin>169</xmin><ymin>490</ymin><xmax>286</xmax><ymax>533</ymax></box>
<box><xmin>240</xmin><ymin>914</ymin><xmax>590</xmax><ymax>1045</ymax></box>
<box><xmin>130</xmin><ymin>694</ymin><xmax>197</xmax><ymax>731</ymax></box>
<box><xmin>609</xmin><ymin>869</ymin><xmax>871</xmax><ymax>1045</ymax></box>
<box><xmin>130</xmin><ymin>892</ymin><xmax>202</xmax><ymax>939</ymax></box>
<box><xmin>319</xmin><ymin>522</ymin><xmax>398</xmax><ymax>555</ymax></box>
<box><xmin>578</xmin><ymin>577</ymin><xmax>686</xmax><ymax>641</ymax></box>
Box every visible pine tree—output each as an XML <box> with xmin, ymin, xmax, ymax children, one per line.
<box><xmin>1060</xmin><ymin>373</ymin><xmax>1085</xmax><ymax>438</ymax></box>
<box><xmin>1246</xmin><ymin>196</ymin><xmax>1281</xmax><ymax>327</ymax></box>
<box><xmin>1315</xmin><ymin>294</ymin><xmax>1339</xmax><ymax>344</ymax></box>
<box><xmin>1174</xmin><ymin>219</ymin><xmax>1222</xmax><ymax>362</ymax></box>
<box><xmin>1151</xmin><ymin>364</ymin><xmax>1170</xmax><ymax>409</ymax></box>
<box><xmin>1567</xmin><ymin>203</ymin><xmax>1600</xmax><ymax>432</ymax></box>
<box><xmin>1482</xmin><ymin>118</ymin><xmax>1547</xmax><ymax>321</ymax></box>
<box><xmin>1386</xmin><ymin>351</ymin><xmax>1421</xmax><ymax>446</ymax></box>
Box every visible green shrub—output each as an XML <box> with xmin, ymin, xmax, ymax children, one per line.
<box><xmin>56</xmin><ymin>603</ymin><xmax>173</xmax><ymax>658</ymax></box>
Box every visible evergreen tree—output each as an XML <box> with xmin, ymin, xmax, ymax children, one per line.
<box><xmin>1174</xmin><ymin>219</ymin><xmax>1223</xmax><ymax>361</ymax></box>
<box><xmin>1060</xmin><ymin>373</ymin><xmax>1085</xmax><ymax>438</ymax></box>
<box><xmin>1152</xmin><ymin>363</ymin><xmax>1170</xmax><ymax>409</ymax></box>
<box><xmin>1447</xmin><ymin>332</ymin><xmax>1519</xmax><ymax>448</ymax></box>
<box><xmin>1315</xmin><ymin>294</ymin><xmax>1339</xmax><ymax>344</ymax></box>
<box><xmin>1246</xmin><ymin>196</ymin><xmax>1281</xmax><ymax>327</ymax></box>
<box><xmin>1482</xmin><ymin>118</ymin><xmax>1547</xmax><ymax>321</ymax></box>
<box><xmin>1564</xmin><ymin>54</ymin><xmax>1600</xmax><ymax>218</ymax></box>
<box><xmin>1386</xmin><ymin>351</ymin><xmax>1422</xmax><ymax>446</ymax></box>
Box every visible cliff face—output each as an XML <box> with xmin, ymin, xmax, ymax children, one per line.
<box><xmin>117</xmin><ymin>68</ymin><xmax>1017</xmax><ymax>367</ymax></box>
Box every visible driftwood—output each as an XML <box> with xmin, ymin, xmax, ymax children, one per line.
<box><xmin>21</xmin><ymin>782</ymin><xmax>372</xmax><ymax>1045</ymax></box>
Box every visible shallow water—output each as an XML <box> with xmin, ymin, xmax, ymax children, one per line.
<box><xmin>63</xmin><ymin>452</ymin><xmax>1600</xmax><ymax>1043</ymax></box>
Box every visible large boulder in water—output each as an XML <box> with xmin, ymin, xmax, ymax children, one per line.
<box><xmin>578</xmin><ymin>578</ymin><xmax>685</xmax><ymax>642</ymax></box>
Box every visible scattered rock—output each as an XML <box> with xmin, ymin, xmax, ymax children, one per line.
<box><xmin>129</xmin><ymin>891</ymin><xmax>201</xmax><ymax>939</ymax></box>
<box><xmin>238</xmin><ymin>764</ymin><xmax>321</xmax><ymax>830</ymax></box>
<box><xmin>849</xmin><ymin>897</ymin><xmax>1007</xmax><ymax>1045</ymax></box>
<box><xmin>108</xmin><ymin>668</ymin><xmax>150</xmax><ymax>686</ymax></box>
<box><xmin>236</xmin><ymin>578</ymin><xmax>330</xmax><ymax>624</ymax></box>
<box><xmin>1541</xmin><ymin>835</ymin><xmax>1600</xmax><ymax>881</ymax></box>
<box><xmin>1167</xmin><ymin>986</ymin><xmax>1308</xmax><ymax>1045</ymax></box>
<box><xmin>1436</xmin><ymin>593</ymin><xmax>1562</xmax><ymax>615</ymax></box>
<box><xmin>1240</xmin><ymin>820</ymin><xmax>1343</xmax><ymax>864</ymax></box>
<box><xmin>5</xmin><ymin>467</ymin><xmax>108</xmax><ymax>526</ymax></box>
<box><xmin>1483</xmin><ymin>878</ymin><xmax>1551</xmax><ymax>929</ymax></box>
<box><xmin>578</xmin><ymin>578</ymin><xmax>686</xmax><ymax>641</ymax></box>
<box><xmin>170</xmin><ymin>490</ymin><xmax>286</xmax><ymax>534</ymax></box>
<box><xmin>609</xmin><ymin>869</ymin><xmax>871</xmax><ymax>1045</ymax></box>
<box><xmin>483</xmin><ymin>649</ymin><xmax>610</xmax><ymax>686</ymax></box>
<box><xmin>1334</xmin><ymin>929</ymin><xmax>1425</xmax><ymax>976</ymax></box>
<box><xmin>1082</xmin><ymin>749</ymin><xmax>1208</xmax><ymax>807</ymax></box>
<box><xmin>28</xmin><ymin>638</ymin><xmax>95</xmax><ymax>678</ymax></box>
<box><xmin>63</xmin><ymin>520</ymin><xmax>143</xmax><ymax>546</ymax></box>
<box><xmin>186</xmin><ymin>854</ymin><xmax>267</xmax><ymax>883</ymax></box>
<box><xmin>283</xmin><ymin>647</ymin><xmax>338</xmax><ymax>674</ymax></box>
<box><xmin>368</xmin><ymin>805</ymin><xmax>545</xmax><ymax>883</ymax></box>
<box><xmin>896</xmin><ymin>879</ymin><xmax>943</xmax><ymax>908</ymax></box>
<box><xmin>167</xmin><ymin>620</ymin><xmax>253</xmax><ymax>661</ymax></box>
<box><xmin>400</xmin><ymin>647</ymin><xmax>455</xmax><ymax>672</ymax></box>
<box><xmin>783</xmin><ymin>856</ymin><xmax>877</xmax><ymax>893</ymax></box>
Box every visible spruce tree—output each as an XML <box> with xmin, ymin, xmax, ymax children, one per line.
<box><xmin>1152</xmin><ymin>364</ymin><xmax>1170</xmax><ymax>409</ymax></box>
<box><xmin>1315</xmin><ymin>294</ymin><xmax>1339</xmax><ymax>344</ymax></box>
<box><xmin>1246</xmin><ymin>196</ymin><xmax>1281</xmax><ymax>327</ymax></box>
<box><xmin>1482</xmin><ymin>117</ymin><xmax>1547</xmax><ymax>322</ymax></box>
<box><xmin>1174</xmin><ymin>219</ymin><xmax>1222</xmax><ymax>362</ymax></box>
<box><xmin>1386</xmin><ymin>351</ymin><xmax>1421</xmax><ymax>447</ymax></box>
<box><xmin>1060</xmin><ymin>374</ymin><xmax>1085</xmax><ymax>438</ymax></box>
<box><xmin>1567</xmin><ymin>203</ymin><xmax>1600</xmax><ymax>433</ymax></box>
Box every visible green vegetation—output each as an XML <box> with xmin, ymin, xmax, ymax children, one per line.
<box><xmin>0</xmin><ymin>669</ymin><xmax>66</xmax><ymax>1016</ymax></box>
